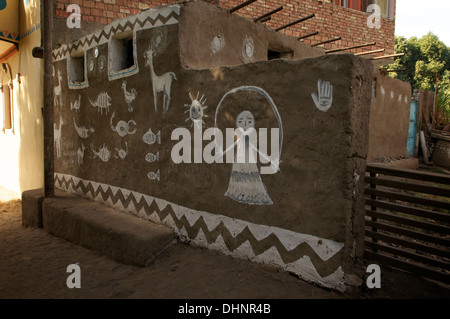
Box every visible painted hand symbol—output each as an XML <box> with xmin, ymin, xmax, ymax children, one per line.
<box><xmin>311</xmin><ymin>79</ymin><xmax>333</xmax><ymax>112</ymax></box>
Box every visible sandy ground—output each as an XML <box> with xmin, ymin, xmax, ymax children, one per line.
<box><xmin>0</xmin><ymin>187</ymin><xmax>449</xmax><ymax>301</ymax></box>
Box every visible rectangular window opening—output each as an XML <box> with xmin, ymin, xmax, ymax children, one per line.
<box><xmin>110</xmin><ymin>33</ymin><xmax>135</xmax><ymax>73</ymax></box>
<box><xmin>334</xmin><ymin>0</ymin><xmax>393</xmax><ymax>19</ymax></box>
<box><xmin>268</xmin><ymin>49</ymin><xmax>293</xmax><ymax>61</ymax></box>
<box><xmin>69</xmin><ymin>55</ymin><xmax>86</xmax><ymax>83</ymax></box>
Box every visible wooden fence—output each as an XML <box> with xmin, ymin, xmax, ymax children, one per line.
<box><xmin>364</xmin><ymin>164</ymin><xmax>450</xmax><ymax>284</ymax></box>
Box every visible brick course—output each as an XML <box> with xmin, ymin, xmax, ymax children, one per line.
<box><xmin>58</xmin><ymin>0</ymin><xmax>395</xmax><ymax>55</ymax></box>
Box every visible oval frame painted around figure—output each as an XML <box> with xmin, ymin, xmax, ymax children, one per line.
<box><xmin>214</xmin><ymin>85</ymin><xmax>284</xmax><ymax>158</ymax></box>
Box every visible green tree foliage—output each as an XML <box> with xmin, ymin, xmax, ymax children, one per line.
<box><xmin>385</xmin><ymin>32</ymin><xmax>450</xmax><ymax>93</ymax></box>
<box><xmin>385</xmin><ymin>32</ymin><xmax>450</xmax><ymax>127</ymax></box>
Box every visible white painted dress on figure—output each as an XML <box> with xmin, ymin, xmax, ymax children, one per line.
<box><xmin>224</xmin><ymin>113</ymin><xmax>273</xmax><ymax>205</ymax></box>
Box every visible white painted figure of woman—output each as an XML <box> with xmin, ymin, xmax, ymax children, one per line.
<box><xmin>223</xmin><ymin>110</ymin><xmax>274</xmax><ymax>205</ymax></box>
<box><xmin>215</xmin><ymin>86</ymin><xmax>283</xmax><ymax>206</ymax></box>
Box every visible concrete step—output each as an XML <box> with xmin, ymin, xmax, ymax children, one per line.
<box><xmin>41</xmin><ymin>190</ymin><xmax>176</xmax><ymax>267</ymax></box>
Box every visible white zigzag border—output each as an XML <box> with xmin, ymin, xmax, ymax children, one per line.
<box><xmin>52</xmin><ymin>5</ymin><xmax>181</xmax><ymax>62</ymax></box>
<box><xmin>54</xmin><ymin>172</ymin><xmax>347</xmax><ymax>291</ymax></box>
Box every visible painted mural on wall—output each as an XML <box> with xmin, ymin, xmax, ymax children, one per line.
<box><xmin>73</xmin><ymin>117</ymin><xmax>95</xmax><ymax>139</ymax></box>
<box><xmin>121</xmin><ymin>81</ymin><xmax>137</xmax><ymax>112</ymax></box>
<box><xmin>110</xmin><ymin>112</ymin><xmax>137</xmax><ymax>137</ymax></box>
<box><xmin>144</xmin><ymin>45</ymin><xmax>177</xmax><ymax>114</ymax></box>
<box><xmin>49</xmin><ymin>3</ymin><xmax>367</xmax><ymax>292</ymax></box>
<box><xmin>54</xmin><ymin>115</ymin><xmax>63</xmax><ymax>159</ymax></box>
<box><xmin>184</xmin><ymin>92</ymin><xmax>208</xmax><ymax>128</ymax></box>
<box><xmin>311</xmin><ymin>79</ymin><xmax>333</xmax><ymax>112</ymax></box>
<box><xmin>214</xmin><ymin>86</ymin><xmax>283</xmax><ymax>205</ymax></box>
<box><xmin>89</xmin><ymin>91</ymin><xmax>111</xmax><ymax>115</ymax></box>
<box><xmin>54</xmin><ymin>70</ymin><xmax>63</xmax><ymax>107</ymax></box>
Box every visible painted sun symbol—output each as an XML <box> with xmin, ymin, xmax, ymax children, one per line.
<box><xmin>184</xmin><ymin>92</ymin><xmax>208</xmax><ymax>127</ymax></box>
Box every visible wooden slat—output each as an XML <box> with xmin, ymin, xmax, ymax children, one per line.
<box><xmin>365</xmin><ymin>240</ymin><xmax>450</xmax><ymax>270</ymax></box>
<box><xmin>365</xmin><ymin>230</ymin><xmax>450</xmax><ymax>259</ymax></box>
<box><xmin>364</xmin><ymin>250</ymin><xmax>450</xmax><ymax>284</ymax></box>
<box><xmin>365</xmin><ymin>199</ymin><xmax>450</xmax><ymax>223</ymax></box>
<box><xmin>365</xmin><ymin>187</ymin><xmax>450</xmax><ymax>210</ymax></box>
<box><xmin>366</xmin><ymin>209</ymin><xmax>450</xmax><ymax>234</ymax></box>
<box><xmin>365</xmin><ymin>220</ymin><xmax>450</xmax><ymax>246</ymax></box>
<box><xmin>365</xmin><ymin>176</ymin><xmax>450</xmax><ymax>197</ymax></box>
<box><xmin>366</xmin><ymin>164</ymin><xmax>450</xmax><ymax>185</ymax></box>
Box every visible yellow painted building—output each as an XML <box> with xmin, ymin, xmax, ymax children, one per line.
<box><xmin>0</xmin><ymin>0</ymin><xmax>43</xmax><ymax>196</ymax></box>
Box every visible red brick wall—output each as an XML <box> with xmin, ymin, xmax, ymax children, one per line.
<box><xmin>56</xmin><ymin>0</ymin><xmax>395</xmax><ymax>55</ymax></box>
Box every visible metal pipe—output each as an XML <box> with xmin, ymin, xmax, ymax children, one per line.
<box><xmin>43</xmin><ymin>0</ymin><xmax>54</xmax><ymax>198</ymax></box>
<box><xmin>325</xmin><ymin>42</ymin><xmax>376</xmax><ymax>54</ymax></box>
<box><xmin>259</xmin><ymin>16</ymin><xmax>271</xmax><ymax>23</ymax></box>
<box><xmin>275</xmin><ymin>14</ymin><xmax>315</xmax><ymax>31</ymax></box>
<box><xmin>298</xmin><ymin>31</ymin><xmax>319</xmax><ymax>40</ymax></box>
<box><xmin>229</xmin><ymin>0</ymin><xmax>258</xmax><ymax>14</ymax></box>
<box><xmin>254</xmin><ymin>6</ymin><xmax>283</xmax><ymax>22</ymax></box>
<box><xmin>370</xmin><ymin>53</ymin><xmax>405</xmax><ymax>60</ymax></box>
<box><xmin>311</xmin><ymin>37</ymin><xmax>341</xmax><ymax>47</ymax></box>
<box><xmin>354</xmin><ymin>48</ymin><xmax>385</xmax><ymax>56</ymax></box>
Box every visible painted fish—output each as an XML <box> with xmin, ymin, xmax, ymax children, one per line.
<box><xmin>147</xmin><ymin>169</ymin><xmax>160</xmax><ymax>181</ymax></box>
<box><xmin>145</xmin><ymin>151</ymin><xmax>159</xmax><ymax>163</ymax></box>
<box><xmin>92</xmin><ymin>143</ymin><xmax>111</xmax><ymax>162</ymax></box>
<box><xmin>142</xmin><ymin>128</ymin><xmax>161</xmax><ymax>145</ymax></box>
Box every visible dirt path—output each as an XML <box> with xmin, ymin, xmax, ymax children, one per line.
<box><xmin>0</xmin><ymin>190</ymin><xmax>449</xmax><ymax>300</ymax></box>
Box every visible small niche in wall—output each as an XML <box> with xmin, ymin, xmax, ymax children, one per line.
<box><xmin>67</xmin><ymin>51</ymin><xmax>89</xmax><ymax>89</ymax></box>
<box><xmin>108</xmin><ymin>30</ymin><xmax>139</xmax><ymax>80</ymax></box>
<box><xmin>1</xmin><ymin>83</ymin><xmax>12</xmax><ymax>131</ymax></box>
<box><xmin>268</xmin><ymin>49</ymin><xmax>293</xmax><ymax>61</ymax></box>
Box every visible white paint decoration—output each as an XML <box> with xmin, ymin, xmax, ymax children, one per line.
<box><xmin>122</xmin><ymin>80</ymin><xmax>137</xmax><ymax>112</ymax></box>
<box><xmin>311</xmin><ymin>79</ymin><xmax>333</xmax><ymax>112</ymax></box>
<box><xmin>184</xmin><ymin>92</ymin><xmax>208</xmax><ymax>128</ymax></box>
<box><xmin>70</xmin><ymin>95</ymin><xmax>81</xmax><ymax>112</ymax></box>
<box><xmin>54</xmin><ymin>172</ymin><xmax>347</xmax><ymax>291</ymax></box>
<box><xmin>73</xmin><ymin>117</ymin><xmax>95</xmax><ymax>139</ymax></box>
<box><xmin>242</xmin><ymin>36</ymin><xmax>255</xmax><ymax>61</ymax></box>
<box><xmin>54</xmin><ymin>115</ymin><xmax>64</xmax><ymax>159</ymax></box>
<box><xmin>214</xmin><ymin>86</ymin><xmax>283</xmax><ymax>205</ymax></box>
<box><xmin>211</xmin><ymin>35</ymin><xmax>225</xmax><ymax>54</ymax></box>
<box><xmin>54</xmin><ymin>70</ymin><xmax>63</xmax><ymax>107</ymax></box>
<box><xmin>99</xmin><ymin>56</ymin><xmax>105</xmax><ymax>70</ymax></box>
<box><xmin>145</xmin><ymin>151</ymin><xmax>159</xmax><ymax>163</ymax></box>
<box><xmin>91</xmin><ymin>143</ymin><xmax>111</xmax><ymax>162</ymax></box>
<box><xmin>89</xmin><ymin>91</ymin><xmax>111</xmax><ymax>115</ymax></box>
<box><xmin>77</xmin><ymin>143</ymin><xmax>85</xmax><ymax>165</ymax></box>
<box><xmin>223</xmin><ymin>111</ymin><xmax>273</xmax><ymax>205</ymax></box>
<box><xmin>110</xmin><ymin>112</ymin><xmax>137</xmax><ymax>137</ymax></box>
<box><xmin>148</xmin><ymin>169</ymin><xmax>160</xmax><ymax>181</ymax></box>
<box><xmin>52</xmin><ymin>5</ymin><xmax>181</xmax><ymax>63</ymax></box>
<box><xmin>142</xmin><ymin>128</ymin><xmax>161</xmax><ymax>145</ymax></box>
<box><xmin>88</xmin><ymin>59</ymin><xmax>94</xmax><ymax>72</ymax></box>
<box><xmin>144</xmin><ymin>45</ymin><xmax>177</xmax><ymax>113</ymax></box>
<box><xmin>115</xmin><ymin>142</ymin><xmax>128</xmax><ymax>159</ymax></box>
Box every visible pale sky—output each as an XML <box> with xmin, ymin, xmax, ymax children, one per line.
<box><xmin>395</xmin><ymin>0</ymin><xmax>450</xmax><ymax>47</ymax></box>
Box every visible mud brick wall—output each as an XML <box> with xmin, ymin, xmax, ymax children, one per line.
<box><xmin>51</xmin><ymin>1</ymin><xmax>373</xmax><ymax>291</ymax></box>
<box><xmin>55</xmin><ymin>0</ymin><xmax>395</xmax><ymax>55</ymax></box>
<box><xmin>368</xmin><ymin>69</ymin><xmax>412</xmax><ymax>162</ymax></box>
